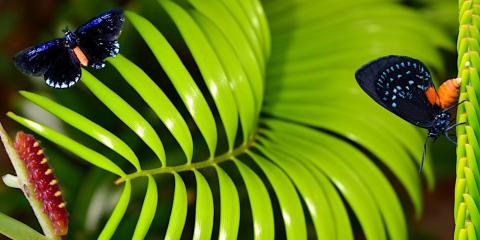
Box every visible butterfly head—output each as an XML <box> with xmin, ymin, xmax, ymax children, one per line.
<box><xmin>428</xmin><ymin>111</ymin><xmax>450</xmax><ymax>139</ymax></box>
<box><xmin>64</xmin><ymin>29</ymin><xmax>78</xmax><ymax>48</ymax></box>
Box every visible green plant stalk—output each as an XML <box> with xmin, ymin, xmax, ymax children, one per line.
<box><xmin>456</xmin><ymin>0</ymin><xmax>480</xmax><ymax>239</ymax></box>
<box><xmin>116</xmin><ymin>138</ymin><xmax>256</xmax><ymax>184</ymax></box>
<box><xmin>0</xmin><ymin>212</ymin><xmax>48</xmax><ymax>240</ymax></box>
<box><xmin>0</xmin><ymin>123</ymin><xmax>59</xmax><ymax>239</ymax></box>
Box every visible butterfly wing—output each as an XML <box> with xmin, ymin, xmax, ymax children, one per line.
<box><xmin>74</xmin><ymin>8</ymin><xmax>124</xmax><ymax>68</ymax></box>
<box><xmin>44</xmin><ymin>48</ymin><xmax>81</xmax><ymax>88</ymax></box>
<box><xmin>355</xmin><ymin>55</ymin><xmax>438</xmax><ymax>128</ymax></box>
<box><xmin>13</xmin><ymin>39</ymin><xmax>64</xmax><ymax>76</ymax></box>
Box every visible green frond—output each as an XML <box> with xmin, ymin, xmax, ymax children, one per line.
<box><xmin>456</xmin><ymin>0</ymin><xmax>480</xmax><ymax>239</ymax></box>
<box><xmin>2</xmin><ymin>0</ymin><xmax>454</xmax><ymax>239</ymax></box>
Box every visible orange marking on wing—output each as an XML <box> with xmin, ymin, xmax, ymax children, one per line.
<box><xmin>424</xmin><ymin>87</ymin><xmax>439</xmax><ymax>106</ymax></box>
<box><xmin>73</xmin><ymin>47</ymin><xmax>89</xmax><ymax>66</ymax></box>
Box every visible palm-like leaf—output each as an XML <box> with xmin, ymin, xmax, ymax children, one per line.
<box><xmin>0</xmin><ymin>0</ymin><xmax>453</xmax><ymax>239</ymax></box>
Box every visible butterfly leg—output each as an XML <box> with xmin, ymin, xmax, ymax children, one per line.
<box><xmin>91</xmin><ymin>62</ymin><xmax>106</xmax><ymax>69</ymax></box>
<box><xmin>445</xmin><ymin>122</ymin><xmax>467</xmax><ymax>133</ymax></box>
<box><xmin>444</xmin><ymin>133</ymin><xmax>457</xmax><ymax>145</ymax></box>
<box><xmin>419</xmin><ymin>136</ymin><xmax>429</xmax><ymax>174</ymax></box>
<box><xmin>446</xmin><ymin>122</ymin><xmax>467</xmax><ymax>132</ymax></box>
<box><xmin>442</xmin><ymin>121</ymin><xmax>467</xmax><ymax>145</ymax></box>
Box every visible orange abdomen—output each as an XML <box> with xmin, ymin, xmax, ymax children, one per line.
<box><xmin>73</xmin><ymin>46</ymin><xmax>89</xmax><ymax>66</ymax></box>
<box><xmin>425</xmin><ymin>78</ymin><xmax>461</xmax><ymax>109</ymax></box>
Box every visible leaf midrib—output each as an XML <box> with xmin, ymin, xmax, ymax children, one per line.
<box><xmin>115</xmin><ymin>132</ymin><xmax>258</xmax><ymax>184</ymax></box>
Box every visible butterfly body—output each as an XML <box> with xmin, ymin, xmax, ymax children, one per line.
<box><xmin>428</xmin><ymin>111</ymin><xmax>450</xmax><ymax>138</ymax></box>
<box><xmin>355</xmin><ymin>55</ymin><xmax>461</xmax><ymax>172</ymax></box>
<box><xmin>13</xmin><ymin>8</ymin><xmax>124</xmax><ymax>88</ymax></box>
<box><xmin>425</xmin><ymin>77</ymin><xmax>461</xmax><ymax>108</ymax></box>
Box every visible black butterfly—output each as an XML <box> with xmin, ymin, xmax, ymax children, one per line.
<box><xmin>13</xmin><ymin>8</ymin><xmax>125</xmax><ymax>88</ymax></box>
<box><xmin>355</xmin><ymin>55</ymin><xmax>463</xmax><ymax>172</ymax></box>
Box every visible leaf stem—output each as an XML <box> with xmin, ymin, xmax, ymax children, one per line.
<box><xmin>116</xmin><ymin>135</ymin><xmax>257</xmax><ymax>184</ymax></box>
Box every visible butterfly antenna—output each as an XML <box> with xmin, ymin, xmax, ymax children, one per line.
<box><xmin>419</xmin><ymin>136</ymin><xmax>429</xmax><ymax>174</ymax></box>
<box><xmin>443</xmin><ymin>99</ymin><xmax>467</xmax><ymax>112</ymax></box>
<box><xmin>446</xmin><ymin>121</ymin><xmax>467</xmax><ymax>132</ymax></box>
<box><xmin>62</xmin><ymin>26</ymin><xmax>70</xmax><ymax>33</ymax></box>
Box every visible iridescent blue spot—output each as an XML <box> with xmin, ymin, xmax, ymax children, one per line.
<box><xmin>392</xmin><ymin>103</ymin><xmax>397</xmax><ymax>107</ymax></box>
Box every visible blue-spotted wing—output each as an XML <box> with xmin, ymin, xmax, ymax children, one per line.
<box><xmin>355</xmin><ymin>55</ymin><xmax>440</xmax><ymax>128</ymax></box>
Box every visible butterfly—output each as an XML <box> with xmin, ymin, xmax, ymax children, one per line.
<box><xmin>13</xmin><ymin>8</ymin><xmax>125</xmax><ymax>89</ymax></box>
<box><xmin>355</xmin><ymin>55</ymin><xmax>462</xmax><ymax>173</ymax></box>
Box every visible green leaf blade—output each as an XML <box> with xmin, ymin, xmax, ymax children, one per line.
<box><xmin>108</xmin><ymin>55</ymin><xmax>193</xmax><ymax>164</ymax></box>
<box><xmin>264</xmin><ymin>119</ymin><xmax>406</xmax><ymax>240</ymax></box>
<box><xmin>98</xmin><ymin>181</ymin><xmax>132</xmax><ymax>240</ymax></box>
<box><xmin>193</xmin><ymin>12</ymin><xmax>258</xmax><ymax>142</ymax></box>
<box><xmin>187</xmin><ymin>0</ymin><xmax>265</xmax><ymax>69</ymax></box>
<box><xmin>193</xmin><ymin>170</ymin><xmax>214</xmax><ymax>240</ymax></box>
<box><xmin>132</xmin><ymin>176</ymin><xmax>158</xmax><ymax>240</ymax></box>
<box><xmin>257</xmin><ymin>140</ymin><xmax>386</xmax><ymax>240</ymax></box>
<box><xmin>216</xmin><ymin>165</ymin><xmax>240</xmax><ymax>239</ymax></box>
<box><xmin>126</xmin><ymin>11</ymin><xmax>218</xmax><ymax>157</ymax></box>
<box><xmin>165</xmin><ymin>173</ymin><xmax>188</xmax><ymax>240</ymax></box>
<box><xmin>186</xmin><ymin>0</ymin><xmax>265</xmax><ymax>114</ymax></box>
<box><xmin>0</xmin><ymin>212</ymin><xmax>49</xmax><ymax>240</ymax></box>
<box><xmin>248</xmin><ymin>152</ymin><xmax>307</xmax><ymax>239</ymax></box>
<box><xmin>263</xmin><ymin>105</ymin><xmax>423</xmax><ymax>215</ymax></box>
<box><xmin>160</xmin><ymin>0</ymin><xmax>239</xmax><ymax>150</ymax></box>
<box><xmin>20</xmin><ymin>90</ymin><xmax>141</xmax><ymax>171</ymax></box>
<box><xmin>234</xmin><ymin>159</ymin><xmax>274</xmax><ymax>240</ymax></box>
<box><xmin>8</xmin><ymin>112</ymin><xmax>125</xmax><ymax>177</ymax></box>
<box><xmin>82</xmin><ymin>70</ymin><xmax>166</xmax><ymax>166</ymax></box>
<box><xmin>256</xmin><ymin>144</ymin><xmax>336</xmax><ymax>239</ymax></box>
<box><xmin>218</xmin><ymin>0</ymin><xmax>265</xmax><ymax>61</ymax></box>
